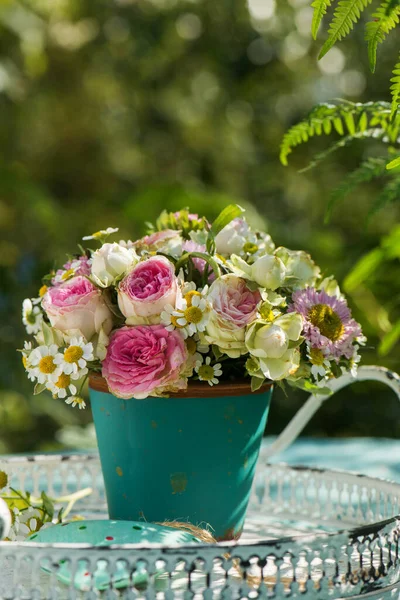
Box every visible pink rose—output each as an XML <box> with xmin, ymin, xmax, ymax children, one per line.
<box><xmin>205</xmin><ymin>274</ymin><xmax>261</xmax><ymax>358</ymax></box>
<box><xmin>102</xmin><ymin>325</ymin><xmax>188</xmax><ymax>399</ymax></box>
<box><xmin>118</xmin><ymin>256</ymin><xmax>178</xmax><ymax>324</ymax></box>
<box><xmin>42</xmin><ymin>276</ymin><xmax>113</xmax><ymax>341</ymax></box>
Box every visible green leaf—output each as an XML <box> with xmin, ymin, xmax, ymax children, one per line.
<box><xmin>251</xmin><ymin>376</ymin><xmax>265</xmax><ymax>392</ymax></box>
<box><xmin>287</xmin><ymin>378</ymin><xmax>332</xmax><ymax>395</ymax></box>
<box><xmin>390</xmin><ymin>54</ymin><xmax>400</xmax><ymax>119</ymax></box>
<box><xmin>365</xmin><ymin>2</ymin><xmax>400</xmax><ymax>72</ymax></box>
<box><xmin>41</xmin><ymin>321</ymin><xmax>55</xmax><ymax>346</ymax></box>
<box><xmin>368</xmin><ymin>173</ymin><xmax>400</xmax><ymax>218</ymax></box>
<box><xmin>34</xmin><ymin>382</ymin><xmax>47</xmax><ymax>395</ymax></box>
<box><xmin>41</xmin><ymin>491</ymin><xmax>54</xmax><ymax>519</ymax></box>
<box><xmin>210</xmin><ymin>204</ymin><xmax>244</xmax><ymax>238</ymax></box>
<box><xmin>379</xmin><ymin>318</ymin><xmax>400</xmax><ymax>354</ymax></box>
<box><xmin>343</xmin><ymin>247</ymin><xmax>385</xmax><ymax>292</ymax></box>
<box><xmin>386</xmin><ymin>155</ymin><xmax>400</xmax><ymax>170</ymax></box>
<box><xmin>311</xmin><ymin>0</ymin><xmax>333</xmax><ymax>39</ymax></box>
<box><xmin>318</xmin><ymin>0</ymin><xmax>373</xmax><ymax>59</ymax></box>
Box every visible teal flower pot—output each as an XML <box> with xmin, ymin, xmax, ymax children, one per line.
<box><xmin>89</xmin><ymin>374</ymin><xmax>272</xmax><ymax>540</ymax></box>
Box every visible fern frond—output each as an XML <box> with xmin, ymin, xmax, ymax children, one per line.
<box><xmin>311</xmin><ymin>0</ymin><xmax>333</xmax><ymax>39</ymax></box>
<box><xmin>300</xmin><ymin>131</ymin><xmax>386</xmax><ymax>173</ymax></box>
<box><xmin>280</xmin><ymin>100</ymin><xmax>397</xmax><ymax>166</ymax></box>
<box><xmin>319</xmin><ymin>0</ymin><xmax>372</xmax><ymax>59</ymax></box>
<box><xmin>368</xmin><ymin>171</ymin><xmax>400</xmax><ymax>216</ymax></box>
<box><xmin>365</xmin><ymin>1</ymin><xmax>400</xmax><ymax>72</ymax></box>
<box><xmin>325</xmin><ymin>156</ymin><xmax>388</xmax><ymax>221</ymax></box>
<box><xmin>390</xmin><ymin>54</ymin><xmax>400</xmax><ymax>119</ymax></box>
<box><xmin>385</xmin><ymin>0</ymin><xmax>400</xmax><ymax>14</ymax></box>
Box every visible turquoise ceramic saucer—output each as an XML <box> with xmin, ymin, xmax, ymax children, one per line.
<box><xmin>30</xmin><ymin>520</ymin><xmax>201</xmax><ymax>591</ymax></box>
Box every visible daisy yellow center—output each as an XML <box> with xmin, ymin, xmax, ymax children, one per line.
<box><xmin>39</xmin><ymin>356</ymin><xmax>57</xmax><ymax>374</ymax></box>
<box><xmin>198</xmin><ymin>365</ymin><xmax>214</xmax><ymax>380</ymax></box>
<box><xmin>64</xmin><ymin>346</ymin><xmax>84</xmax><ymax>363</ymax></box>
<box><xmin>75</xmin><ymin>397</ymin><xmax>85</xmax><ymax>406</ymax></box>
<box><xmin>171</xmin><ymin>314</ymin><xmax>184</xmax><ymax>328</ymax></box>
<box><xmin>22</xmin><ymin>356</ymin><xmax>27</xmax><ymax>369</ymax></box>
<box><xmin>56</xmin><ymin>373</ymin><xmax>71</xmax><ymax>389</ymax></box>
<box><xmin>61</xmin><ymin>269</ymin><xmax>75</xmax><ymax>281</ymax></box>
<box><xmin>39</xmin><ymin>285</ymin><xmax>48</xmax><ymax>297</ymax></box>
<box><xmin>309</xmin><ymin>348</ymin><xmax>325</xmax><ymax>366</ymax></box>
<box><xmin>186</xmin><ymin>338</ymin><xmax>197</xmax><ymax>355</ymax></box>
<box><xmin>26</xmin><ymin>311</ymin><xmax>37</xmax><ymax>324</ymax></box>
<box><xmin>184</xmin><ymin>306</ymin><xmax>203</xmax><ymax>324</ymax></box>
<box><xmin>308</xmin><ymin>303</ymin><xmax>345</xmax><ymax>342</ymax></box>
<box><xmin>243</xmin><ymin>242</ymin><xmax>258</xmax><ymax>255</ymax></box>
<box><xmin>0</xmin><ymin>470</ymin><xmax>8</xmax><ymax>490</ymax></box>
<box><xmin>184</xmin><ymin>290</ymin><xmax>201</xmax><ymax>307</ymax></box>
<box><xmin>92</xmin><ymin>231</ymin><xmax>102</xmax><ymax>239</ymax></box>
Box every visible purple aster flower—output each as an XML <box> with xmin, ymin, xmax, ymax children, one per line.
<box><xmin>288</xmin><ymin>288</ymin><xmax>362</xmax><ymax>360</ymax></box>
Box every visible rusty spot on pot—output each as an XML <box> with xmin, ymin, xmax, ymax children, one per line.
<box><xmin>151</xmin><ymin>420</ymin><xmax>158</xmax><ymax>429</ymax></box>
<box><xmin>224</xmin><ymin>405</ymin><xmax>235</xmax><ymax>421</ymax></box>
<box><xmin>227</xmin><ymin>471</ymin><xmax>232</xmax><ymax>477</ymax></box>
<box><xmin>170</xmin><ymin>472</ymin><xmax>188</xmax><ymax>495</ymax></box>
<box><xmin>237</xmin><ymin>418</ymin><xmax>243</xmax><ymax>425</ymax></box>
<box><xmin>100</xmin><ymin>407</ymin><xmax>105</xmax><ymax>412</ymax></box>
<box><xmin>116</xmin><ymin>466</ymin><xmax>123</xmax><ymax>476</ymax></box>
<box><xmin>122</xmin><ymin>493</ymin><xmax>127</xmax><ymax>499</ymax></box>
<box><xmin>228</xmin><ymin>428</ymin><xmax>232</xmax><ymax>434</ymax></box>
<box><xmin>178</xmin><ymin>429</ymin><xmax>183</xmax><ymax>433</ymax></box>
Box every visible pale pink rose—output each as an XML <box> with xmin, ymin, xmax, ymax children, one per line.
<box><xmin>118</xmin><ymin>256</ymin><xmax>178</xmax><ymax>324</ymax></box>
<box><xmin>102</xmin><ymin>325</ymin><xmax>188</xmax><ymax>399</ymax></box>
<box><xmin>205</xmin><ymin>274</ymin><xmax>261</xmax><ymax>358</ymax></box>
<box><xmin>42</xmin><ymin>276</ymin><xmax>113</xmax><ymax>341</ymax></box>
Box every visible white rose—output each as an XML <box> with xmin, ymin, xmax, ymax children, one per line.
<box><xmin>245</xmin><ymin>313</ymin><xmax>303</xmax><ymax>380</ymax></box>
<box><xmin>91</xmin><ymin>243</ymin><xmax>139</xmax><ymax>288</ymax></box>
<box><xmin>251</xmin><ymin>254</ymin><xmax>286</xmax><ymax>290</ymax></box>
<box><xmin>215</xmin><ymin>218</ymin><xmax>251</xmax><ymax>256</ymax></box>
<box><xmin>275</xmin><ymin>247</ymin><xmax>320</xmax><ymax>288</ymax></box>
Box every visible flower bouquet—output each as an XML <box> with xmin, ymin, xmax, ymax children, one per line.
<box><xmin>21</xmin><ymin>205</ymin><xmax>364</xmax><ymax>539</ymax></box>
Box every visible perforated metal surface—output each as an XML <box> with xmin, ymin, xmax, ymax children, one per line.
<box><xmin>0</xmin><ymin>452</ymin><xmax>400</xmax><ymax>599</ymax></box>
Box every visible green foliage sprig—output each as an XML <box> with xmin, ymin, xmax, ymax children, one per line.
<box><xmin>311</xmin><ymin>0</ymin><xmax>400</xmax><ymax>115</ymax></box>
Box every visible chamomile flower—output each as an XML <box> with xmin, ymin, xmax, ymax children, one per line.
<box><xmin>29</xmin><ymin>345</ymin><xmax>63</xmax><ymax>384</ymax></box>
<box><xmin>307</xmin><ymin>346</ymin><xmax>331</xmax><ymax>380</ymax></box>
<box><xmin>195</xmin><ymin>356</ymin><xmax>222</xmax><ymax>386</ymax></box>
<box><xmin>172</xmin><ymin>294</ymin><xmax>210</xmax><ymax>339</ymax></box>
<box><xmin>22</xmin><ymin>299</ymin><xmax>43</xmax><ymax>335</ymax></box>
<box><xmin>160</xmin><ymin>304</ymin><xmax>182</xmax><ymax>332</ymax></box>
<box><xmin>46</xmin><ymin>372</ymin><xmax>79</xmax><ymax>399</ymax></box>
<box><xmin>83</xmin><ymin>227</ymin><xmax>119</xmax><ymax>241</ymax></box>
<box><xmin>65</xmin><ymin>396</ymin><xmax>87</xmax><ymax>409</ymax></box>
<box><xmin>17</xmin><ymin>507</ymin><xmax>43</xmax><ymax>537</ymax></box>
<box><xmin>54</xmin><ymin>337</ymin><xmax>94</xmax><ymax>375</ymax></box>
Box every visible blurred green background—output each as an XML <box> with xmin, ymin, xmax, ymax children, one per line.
<box><xmin>1</xmin><ymin>0</ymin><xmax>399</xmax><ymax>453</ymax></box>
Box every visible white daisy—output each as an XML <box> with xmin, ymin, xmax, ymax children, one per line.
<box><xmin>307</xmin><ymin>346</ymin><xmax>331</xmax><ymax>380</ymax></box>
<box><xmin>195</xmin><ymin>356</ymin><xmax>222</xmax><ymax>386</ymax></box>
<box><xmin>82</xmin><ymin>227</ymin><xmax>119</xmax><ymax>241</ymax></box>
<box><xmin>173</xmin><ymin>294</ymin><xmax>210</xmax><ymax>339</ymax></box>
<box><xmin>65</xmin><ymin>396</ymin><xmax>87</xmax><ymax>409</ymax></box>
<box><xmin>18</xmin><ymin>507</ymin><xmax>43</xmax><ymax>536</ymax></box>
<box><xmin>51</xmin><ymin>268</ymin><xmax>76</xmax><ymax>285</ymax></box>
<box><xmin>54</xmin><ymin>337</ymin><xmax>94</xmax><ymax>375</ymax></box>
<box><xmin>46</xmin><ymin>372</ymin><xmax>80</xmax><ymax>399</ymax></box>
<box><xmin>29</xmin><ymin>345</ymin><xmax>63</xmax><ymax>384</ymax></box>
<box><xmin>160</xmin><ymin>304</ymin><xmax>181</xmax><ymax>332</ymax></box>
<box><xmin>22</xmin><ymin>299</ymin><xmax>43</xmax><ymax>335</ymax></box>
